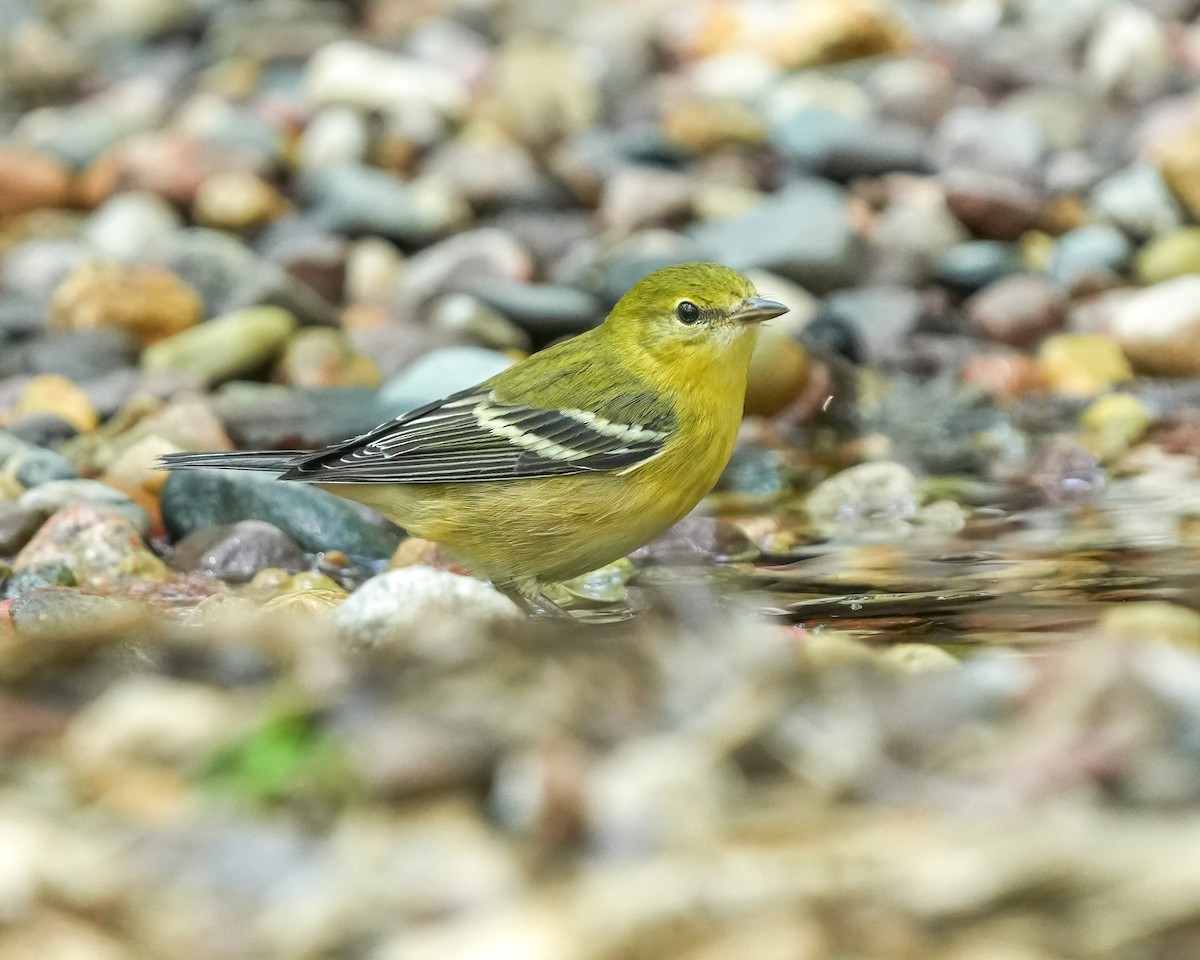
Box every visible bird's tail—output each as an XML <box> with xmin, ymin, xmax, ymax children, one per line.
<box><xmin>159</xmin><ymin>450</ymin><xmax>309</xmax><ymax>474</ymax></box>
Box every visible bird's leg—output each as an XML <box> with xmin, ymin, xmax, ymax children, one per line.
<box><xmin>495</xmin><ymin>581</ymin><xmax>575</xmax><ymax>620</ymax></box>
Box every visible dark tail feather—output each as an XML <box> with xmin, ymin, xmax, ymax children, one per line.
<box><xmin>159</xmin><ymin>450</ymin><xmax>309</xmax><ymax>474</ymax></box>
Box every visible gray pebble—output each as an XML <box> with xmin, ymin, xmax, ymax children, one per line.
<box><xmin>19</xmin><ymin>479</ymin><xmax>152</xmax><ymax>537</ymax></box>
<box><xmin>171</xmin><ymin>520</ymin><xmax>307</xmax><ymax>583</ymax></box>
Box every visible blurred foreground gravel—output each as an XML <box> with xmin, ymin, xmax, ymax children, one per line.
<box><xmin>7</xmin><ymin>0</ymin><xmax>1200</xmax><ymax>955</ymax></box>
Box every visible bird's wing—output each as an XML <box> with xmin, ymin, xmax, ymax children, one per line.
<box><xmin>278</xmin><ymin>388</ymin><xmax>675</xmax><ymax>483</ymax></box>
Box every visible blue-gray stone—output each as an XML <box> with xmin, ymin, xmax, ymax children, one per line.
<box><xmin>378</xmin><ymin>348</ymin><xmax>514</xmax><ymax>416</ymax></box>
<box><xmin>465</xmin><ymin>281</ymin><xmax>600</xmax><ymax>344</ymax></box>
<box><xmin>773</xmin><ymin>109</ymin><xmax>932</xmax><ymax>181</ymax></box>
<box><xmin>4</xmin><ymin>563</ymin><xmax>76</xmax><ymax>600</ymax></box>
<box><xmin>933</xmin><ymin>241</ymin><xmax>1024</xmax><ymax>294</ymax></box>
<box><xmin>160</xmin><ymin>470</ymin><xmax>402</xmax><ymax>560</ymax></box>
<box><xmin>304</xmin><ymin>164</ymin><xmax>462</xmax><ymax>244</ymax></box>
<box><xmin>11</xmin><ymin>449</ymin><xmax>77</xmax><ymax>488</ymax></box>
<box><xmin>1047</xmin><ymin>224</ymin><xmax>1132</xmax><ymax>288</ymax></box>
<box><xmin>688</xmin><ymin>179</ymin><xmax>862</xmax><ymax>292</ymax></box>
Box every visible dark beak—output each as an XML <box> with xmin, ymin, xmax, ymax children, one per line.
<box><xmin>734</xmin><ymin>296</ymin><xmax>789</xmax><ymax>325</ymax></box>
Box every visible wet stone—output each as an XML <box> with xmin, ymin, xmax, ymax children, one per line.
<box><xmin>13</xmin><ymin>505</ymin><xmax>167</xmax><ymax>586</ymax></box>
<box><xmin>160</xmin><ymin>469</ymin><xmax>403</xmax><ymax>560</ymax></box>
<box><xmin>171</xmin><ymin>521</ymin><xmax>307</xmax><ymax>583</ymax></box>
<box><xmin>631</xmin><ymin>515</ymin><xmax>758</xmax><ymax>565</ymax></box>
<box><xmin>333</xmin><ymin>567</ymin><xmax>520</xmax><ymax>647</ymax></box>
<box><xmin>8</xmin><ymin>589</ymin><xmax>142</xmax><ymax>641</ymax></box>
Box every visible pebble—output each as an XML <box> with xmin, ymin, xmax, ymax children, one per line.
<box><xmin>943</xmin><ymin>170</ymin><xmax>1042</xmax><ymax>241</ymax></box>
<box><xmin>873</xmin><ymin>180</ymin><xmax>968</xmax><ymax>285</ymax></box>
<box><xmin>1036</xmin><ymin>333</ymin><xmax>1134</xmax><ymax>396</ymax></box>
<box><xmin>0</xmin><ymin>147</ymin><xmax>72</xmax><ymax>217</ymax></box>
<box><xmin>91</xmin><ymin>395</ymin><xmax>232</xmax><ymax>472</ymax></box>
<box><xmin>13</xmin><ymin>504</ymin><xmax>167</xmax><ymax>586</ymax></box>
<box><xmin>491</xmin><ymin>38</ymin><xmax>599</xmax><ymax>146</ymax></box>
<box><xmin>3</xmin><ymin>562</ymin><xmax>76</xmax><ymax>600</ymax></box>
<box><xmin>961</xmin><ymin>352</ymin><xmax>1047</xmax><ymax>405</ymax></box>
<box><xmin>1046</xmin><ymin>224</ymin><xmax>1133</xmax><ymax>290</ymax></box>
<box><xmin>0</xmin><ymin>430</ymin><xmax>35</xmax><ymax>469</ymax></box>
<box><xmin>160</xmin><ymin>469</ymin><xmax>402</xmax><ymax>560</ymax></box>
<box><xmin>629</xmin><ymin>514</ymin><xmax>757</xmax><ymax>566</ymax></box>
<box><xmin>1080</xmin><ymin>393</ymin><xmax>1152</xmax><ymax>460</ymax></box>
<box><xmin>598</xmin><ymin>166</ymin><xmax>694</xmax><ymax>232</ymax></box>
<box><xmin>8</xmin><ymin>448</ymin><xmax>77</xmax><ymax>488</ymax></box>
<box><xmin>767</xmin><ymin>0</ymin><xmax>912</xmax><ymax>69</ymax></box>
<box><xmin>1109</xmin><ymin>276</ymin><xmax>1200</xmax><ymax>376</ymax></box>
<box><xmin>15</xmin><ymin>374</ymin><xmax>98</xmax><ymax>433</ymax></box>
<box><xmin>304</xmin><ymin>39</ymin><xmax>468</xmax><ymax>119</ymax></box>
<box><xmin>84</xmin><ymin>191</ymin><xmax>183</xmax><ymax>263</ymax></box>
<box><xmin>332</xmin><ymin>567</ymin><xmax>520</xmax><ymax>647</ymax></box>
<box><xmin>101</xmin><ymin>434</ymin><xmax>179</xmax><ymax>495</ymax></box>
<box><xmin>18</xmin><ymin>480</ymin><xmax>152</xmax><ymax>537</ymax></box>
<box><xmin>1088</xmin><ymin>163</ymin><xmax>1183</xmax><ymax>240</ymax></box>
<box><xmin>276</xmin><ymin>328</ymin><xmax>381</xmax><ymax>389</ymax></box>
<box><xmin>1154</xmin><ymin>126</ymin><xmax>1200</xmax><ymax>220</ymax></box>
<box><xmin>465</xmin><ymin>280</ymin><xmax>600</xmax><ymax>344</ymax></box>
<box><xmin>64</xmin><ymin>676</ymin><xmax>242</xmax><ymax>780</ymax></box>
<box><xmin>745</xmin><ymin>327</ymin><xmax>811</xmax><ymax>417</ymax></box>
<box><xmin>1100</xmin><ymin>601</ymin><xmax>1200</xmax><ymax>648</ymax></box>
<box><xmin>20</xmin><ymin>328</ymin><xmax>140</xmax><ymax>383</ymax></box>
<box><xmin>967</xmin><ymin>274</ymin><xmax>1066</xmax><ymax>348</ymax></box>
<box><xmin>159</xmin><ymin>227</ymin><xmax>261</xmax><ymax>317</ymax></box>
<box><xmin>689</xmin><ymin>179</ymin><xmax>862</xmax><ymax>292</ymax></box>
<box><xmin>8</xmin><ymin>589</ymin><xmax>143</xmax><ymax>647</ymax></box>
<box><xmin>805</xmin><ymin>462</ymin><xmax>920</xmax><ymax>540</ymax></box>
<box><xmin>932</xmin><ymin>241</ymin><xmax>1024</xmax><ymax>294</ymax></box>
<box><xmin>775</xmin><ymin>111</ymin><xmax>932</xmax><ymax>181</ymax></box>
<box><xmin>1133</xmin><ymin>228</ymin><xmax>1200</xmax><ymax>285</ymax></box>
<box><xmin>304</xmin><ymin>164</ymin><xmax>469</xmax><ymax>244</ymax></box>
<box><xmin>812</xmin><ymin>286</ymin><xmax>923</xmax><ymax>366</ymax></box>
<box><xmin>6</xmin><ymin>414</ymin><xmax>78</xmax><ymax>451</ymax></box>
<box><xmin>141</xmin><ymin>306</ymin><xmax>298</xmax><ymax>385</ymax></box>
<box><xmin>399</xmin><ymin>228</ymin><xmax>533</xmax><ymax>304</ymax></box>
<box><xmin>0</xmin><ymin>503</ymin><xmax>48</xmax><ymax>557</ymax></box>
<box><xmin>378</xmin><ymin>347</ymin><xmax>514</xmax><ymax>415</ymax></box>
<box><xmin>193</xmin><ymin>171</ymin><xmax>289</xmax><ymax>231</ymax></box>
<box><xmin>50</xmin><ymin>261</ymin><xmax>203</xmax><ymax>345</ymax></box>
<box><xmin>298</xmin><ymin>106</ymin><xmax>370</xmax><ymax>172</ymax></box>
<box><xmin>170</xmin><ymin>520</ymin><xmax>307</xmax><ymax>583</ymax></box>
<box><xmin>425</xmin><ymin>294</ymin><xmax>532</xmax><ymax>352</ymax></box>
<box><xmin>1084</xmin><ymin>3</ymin><xmax>1171</xmax><ymax>99</ymax></box>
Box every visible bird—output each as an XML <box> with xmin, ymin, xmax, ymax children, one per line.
<box><xmin>162</xmin><ymin>262</ymin><xmax>788</xmax><ymax>616</ymax></box>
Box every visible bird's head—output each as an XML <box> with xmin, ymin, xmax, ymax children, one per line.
<box><xmin>605</xmin><ymin>263</ymin><xmax>789</xmax><ymax>370</ymax></box>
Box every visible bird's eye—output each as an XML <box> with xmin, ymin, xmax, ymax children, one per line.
<box><xmin>676</xmin><ymin>300</ymin><xmax>701</xmax><ymax>325</ymax></box>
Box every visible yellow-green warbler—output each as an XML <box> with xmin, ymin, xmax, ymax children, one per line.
<box><xmin>162</xmin><ymin>263</ymin><xmax>788</xmax><ymax>614</ymax></box>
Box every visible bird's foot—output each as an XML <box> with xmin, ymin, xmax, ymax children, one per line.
<box><xmin>496</xmin><ymin>582</ymin><xmax>575</xmax><ymax>620</ymax></box>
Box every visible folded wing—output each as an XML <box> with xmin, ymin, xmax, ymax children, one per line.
<box><xmin>256</xmin><ymin>388</ymin><xmax>674</xmax><ymax>483</ymax></box>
